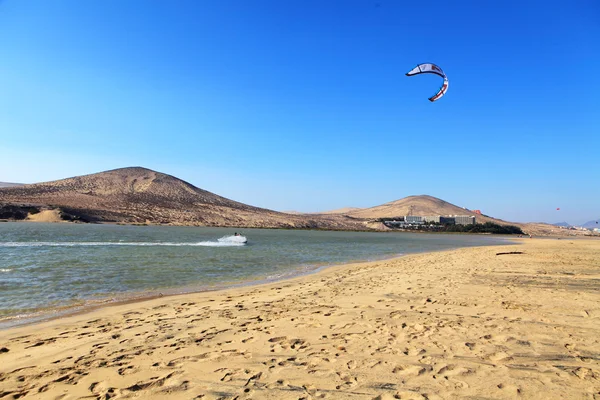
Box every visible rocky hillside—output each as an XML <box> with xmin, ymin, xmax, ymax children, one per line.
<box><xmin>321</xmin><ymin>195</ymin><xmax>503</xmax><ymax>223</ymax></box>
<box><xmin>0</xmin><ymin>167</ymin><xmax>369</xmax><ymax>230</ymax></box>
<box><xmin>319</xmin><ymin>195</ymin><xmax>595</xmax><ymax>237</ymax></box>
<box><xmin>1</xmin><ymin>168</ymin><xmax>588</xmax><ymax>236</ymax></box>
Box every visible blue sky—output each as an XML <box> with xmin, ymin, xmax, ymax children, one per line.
<box><xmin>1</xmin><ymin>0</ymin><xmax>598</xmax><ymax>224</ymax></box>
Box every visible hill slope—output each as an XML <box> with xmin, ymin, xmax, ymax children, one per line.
<box><xmin>581</xmin><ymin>219</ymin><xmax>599</xmax><ymax>229</ymax></box>
<box><xmin>323</xmin><ymin>195</ymin><xmax>501</xmax><ymax>223</ymax></box>
<box><xmin>1</xmin><ymin>168</ymin><xmax>589</xmax><ymax>236</ymax></box>
<box><xmin>0</xmin><ymin>182</ymin><xmax>24</xmax><ymax>188</ymax></box>
<box><xmin>0</xmin><ymin>167</ymin><xmax>367</xmax><ymax>230</ymax></box>
<box><xmin>319</xmin><ymin>195</ymin><xmax>594</xmax><ymax>236</ymax></box>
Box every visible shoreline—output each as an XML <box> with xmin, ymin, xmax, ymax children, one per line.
<box><xmin>3</xmin><ymin>218</ymin><xmax>597</xmax><ymax>239</ymax></box>
<box><xmin>0</xmin><ymin>232</ymin><xmax>515</xmax><ymax>330</ymax></box>
<box><xmin>0</xmin><ymin>247</ymin><xmax>446</xmax><ymax>330</ymax></box>
<box><xmin>3</xmin><ymin>241</ymin><xmax>510</xmax><ymax>331</ymax></box>
<box><xmin>1</xmin><ymin>239</ymin><xmax>599</xmax><ymax>399</ymax></box>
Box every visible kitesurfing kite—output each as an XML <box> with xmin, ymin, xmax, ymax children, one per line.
<box><xmin>406</xmin><ymin>63</ymin><xmax>449</xmax><ymax>102</ymax></box>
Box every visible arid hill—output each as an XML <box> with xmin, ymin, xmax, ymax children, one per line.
<box><xmin>1</xmin><ymin>168</ymin><xmax>590</xmax><ymax>236</ymax></box>
<box><xmin>319</xmin><ymin>195</ymin><xmax>595</xmax><ymax>237</ymax></box>
<box><xmin>0</xmin><ymin>182</ymin><xmax>24</xmax><ymax>188</ymax></box>
<box><xmin>321</xmin><ymin>195</ymin><xmax>502</xmax><ymax>223</ymax></box>
<box><xmin>319</xmin><ymin>207</ymin><xmax>363</xmax><ymax>215</ymax></box>
<box><xmin>0</xmin><ymin>167</ymin><xmax>369</xmax><ymax>230</ymax></box>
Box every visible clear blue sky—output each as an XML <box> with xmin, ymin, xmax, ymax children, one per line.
<box><xmin>1</xmin><ymin>0</ymin><xmax>598</xmax><ymax>224</ymax></box>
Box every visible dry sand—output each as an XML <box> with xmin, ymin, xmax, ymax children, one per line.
<box><xmin>25</xmin><ymin>210</ymin><xmax>63</xmax><ymax>223</ymax></box>
<box><xmin>1</xmin><ymin>239</ymin><xmax>599</xmax><ymax>399</ymax></box>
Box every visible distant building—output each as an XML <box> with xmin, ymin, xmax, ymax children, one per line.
<box><xmin>412</xmin><ymin>215</ymin><xmax>476</xmax><ymax>225</ymax></box>
<box><xmin>472</xmin><ymin>210</ymin><xmax>482</xmax><ymax>215</ymax></box>
<box><xmin>424</xmin><ymin>215</ymin><xmax>476</xmax><ymax>225</ymax></box>
<box><xmin>440</xmin><ymin>216</ymin><xmax>455</xmax><ymax>225</ymax></box>
<box><xmin>383</xmin><ymin>220</ymin><xmax>405</xmax><ymax>227</ymax></box>
<box><xmin>454</xmin><ymin>215</ymin><xmax>476</xmax><ymax>225</ymax></box>
<box><xmin>383</xmin><ymin>215</ymin><xmax>476</xmax><ymax>228</ymax></box>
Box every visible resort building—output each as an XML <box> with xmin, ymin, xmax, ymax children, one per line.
<box><xmin>383</xmin><ymin>215</ymin><xmax>477</xmax><ymax>228</ymax></box>
<box><xmin>453</xmin><ymin>215</ymin><xmax>476</xmax><ymax>225</ymax></box>
<box><xmin>419</xmin><ymin>215</ymin><xmax>476</xmax><ymax>225</ymax></box>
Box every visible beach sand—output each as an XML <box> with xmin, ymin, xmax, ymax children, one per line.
<box><xmin>1</xmin><ymin>239</ymin><xmax>599</xmax><ymax>399</ymax></box>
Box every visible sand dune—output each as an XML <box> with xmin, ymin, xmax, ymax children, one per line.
<box><xmin>25</xmin><ymin>209</ymin><xmax>64</xmax><ymax>223</ymax></box>
<box><xmin>1</xmin><ymin>239</ymin><xmax>599</xmax><ymax>399</ymax></box>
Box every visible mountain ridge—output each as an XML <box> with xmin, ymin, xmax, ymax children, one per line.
<box><xmin>1</xmin><ymin>167</ymin><xmax>592</xmax><ymax>236</ymax></box>
<box><xmin>318</xmin><ymin>195</ymin><xmax>506</xmax><ymax>225</ymax></box>
<box><xmin>581</xmin><ymin>219</ymin><xmax>599</xmax><ymax>229</ymax></box>
<box><xmin>0</xmin><ymin>167</ymin><xmax>369</xmax><ymax>230</ymax></box>
<box><xmin>0</xmin><ymin>182</ymin><xmax>24</xmax><ymax>188</ymax></box>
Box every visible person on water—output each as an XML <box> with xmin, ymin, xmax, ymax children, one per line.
<box><xmin>234</xmin><ymin>232</ymin><xmax>239</xmax><ymax>236</ymax></box>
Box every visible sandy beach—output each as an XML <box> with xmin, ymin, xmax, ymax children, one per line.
<box><xmin>1</xmin><ymin>238</ymin><xmax>599</xmax><ymax>399</ymax></box>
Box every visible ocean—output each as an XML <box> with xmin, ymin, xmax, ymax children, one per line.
<box><xmin>0</xmin><ymin>222</ymin><xmax>512</xmax><ymax>327</ymax></box>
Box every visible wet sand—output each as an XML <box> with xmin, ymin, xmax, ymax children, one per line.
<box><xmin>1</xmin><ymin>238</ymin><xmax>599</xmax><ymax>399</ymax></box>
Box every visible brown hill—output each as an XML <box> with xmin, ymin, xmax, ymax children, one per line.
<box><xmin>321</xmin><ymin>195</ymin><xmax>499</xmax><ymax>222</ymax></box>
<box><xmin>320</xmin><ymin>195</ymin><xmax>596</xmax><ymax>237</ymax></box>
<box><xmin>319</xmin><ymin>207</ymin><xmax>363</xmax><ymax>215</ymax></box>
<box><xmin>0</xmin><ymin>167</ymin><xmax>369</xmax><ymax>230</ymax></box>
<box><xmin>1</xmin><ymin>168</ymin><xmax>586</xmax><ymax>236</ymax></box>
<box><xmin>0</xmin><ymin>182</ymin><xmax>24</xmax><ymax>188</ymax></box>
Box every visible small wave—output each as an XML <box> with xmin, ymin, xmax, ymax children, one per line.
<box><xmin>194</xmin><ymin>241</ymin><xmax>246</xmax><ymax>247</ymax></box>
<box><xmin>0</xmin><ymin>268</ymin><xmax>12</xmax><ymax>273</ymax></box>
<box><xmin>0</xmin><ymin>241</ymin><xmax>246</xmax><ymax>248</ymax></box>
<box><xmin>217</xmin><ymin>235</ymin><xmax>248</xmax><ymax>244</ymax></box>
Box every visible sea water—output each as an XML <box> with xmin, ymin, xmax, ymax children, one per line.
<box><xmin>0</xmin><ymin>223</ymin><xmax>512</xmax><ymax>327</ymax></box>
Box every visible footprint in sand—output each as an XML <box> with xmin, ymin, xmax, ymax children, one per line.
<box><xmin>392</xmin><ymin>364</ymin><xmax>429</xmax><ymax>376</ymax></box>
<box><xmin>497</xmin><ymin>382</ymin><xmax>522</xmax><ymax>395</ymax></box>
<box><xmin>335</xmin><ymin>371</ymin><xmax>359</xmax><ymax>389</ymax></box>
<box><xmin>268</xmin><ymin>336</ymin><xmax>310</xmax><ymax>353</ymax></box>
<box><xmin>488</xmin><ymin>351</ymin><xmax>513</xmax><ymax>362</ymax></box>
<box><xmin>571</xmin><ymin>367</ymin><xmax>600</xmax><ymax>381</ymax></box>
<box><xmin>89</xmin><ymin>381</ymin><xmax>121</xmax><ymax>399</ymax></box>
<box><xmin>118</xmin><ymin>365</ymin><xmax>138</xmax><ymax>375</ymax></box>
<box><xmin>403</xmin><ymin>347</ymin><xmax>426</xmax><ymax>356</ymax></box>
<box><xmin>377</xmin><ymin>391</ymin><xmax>429</xmax><ymax>400</ymax></box>
<box><xmin>436</xmin><ymin>364</ymin><xmax>473</xmax><ymax>377</ymax></box>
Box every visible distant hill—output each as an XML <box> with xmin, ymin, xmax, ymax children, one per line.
<box><xmin>1</xmin><ymin>167</ymin><xmax>593</xmax><ymax>236</ymax></box>
<box><xmin>318</xmin><ymin>195</ymin><xmax>597</xmax><ymax>236</ymax></box>
<box><xmin>0</xmin><ymin>182</ymin><xmax>24</xmax><ymax>188</ymax></box>
<box><xmin>323</xmin><ymin>195</ymin><xmax>504</xmax><ymax>224</ymax></box>
<box><xmin>581</xmin><ymin>219</ymin><xmax>599</xmax><ymax>229</ymax></box>
<box><xmin>0</xmin><ymin>167</ymin><xmax>368</xmax><ymax>230</ymax></box>
<box><xmin>319</xmin><ymin>207</ymin><xmax>363</xmax><ymax>215</ymax></box>
<box><xmin>550</xmin><ymin>220</ymin><xmax>599</xmax><ymax>230</ymax></box>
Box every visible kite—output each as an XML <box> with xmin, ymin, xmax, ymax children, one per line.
<box><xmin>406</xmin><ymin>63</ymin><xmax>449</xmax><ymax>102</ymax></box>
